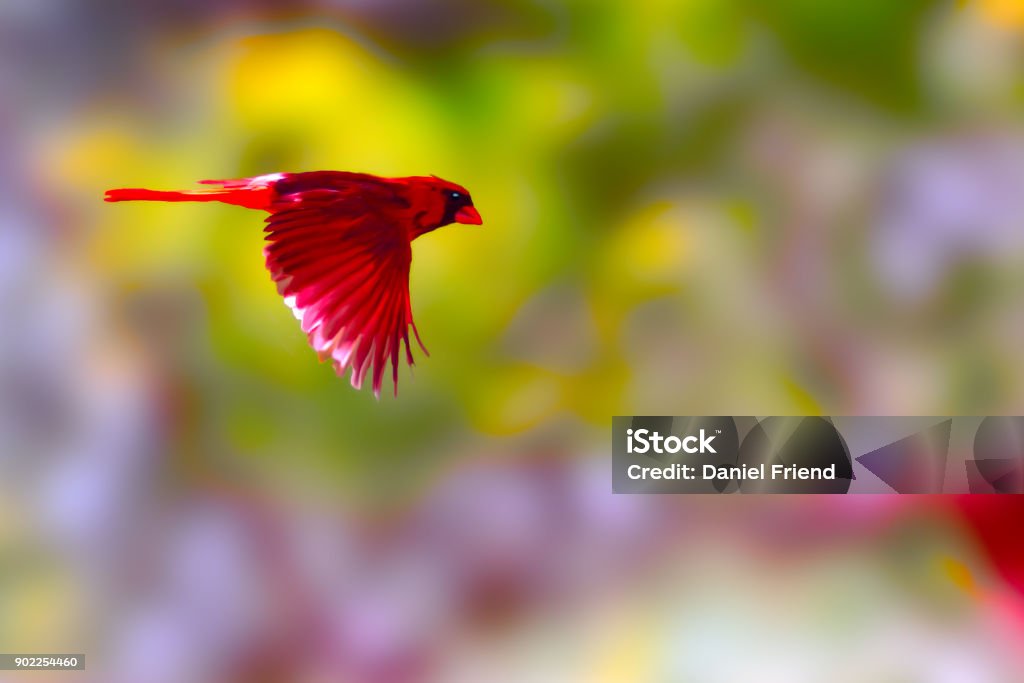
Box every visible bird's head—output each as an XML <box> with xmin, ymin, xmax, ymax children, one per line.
<box><xmin>404</xmin><ymin>176</ymin><xmax>482</xmax><ymax>236</ymax></box>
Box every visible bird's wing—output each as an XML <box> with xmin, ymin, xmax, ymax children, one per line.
<box><xmin>263</xmin><ymin>190</ymin><xmax>425</xmax><ymax>397</ymax></box>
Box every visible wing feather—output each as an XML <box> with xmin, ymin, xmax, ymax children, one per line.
<box><xmin>262</xmin><ymin>188</ymin><xmax>422</xmax><ymax>397</ymax></box>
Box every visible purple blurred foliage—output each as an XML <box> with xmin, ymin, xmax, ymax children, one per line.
<box><xmin>875</xmin><ymin>131</ymin><xmax>1024</xmax><ymax>302</ymax></box>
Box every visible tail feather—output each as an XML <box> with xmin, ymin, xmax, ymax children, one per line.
<box><xmin>104</xmin><ymin>187</ymin><xmax>230</xmax><ymax>203</ymax></box>
<box><xmin>104</xmin><ymin>180</ymin><xmax>273</xmax><ymax>210</ymax></box>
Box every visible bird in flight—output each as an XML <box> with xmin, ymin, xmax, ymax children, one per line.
<box><xmin>105</xmin><ymin>171</ymin><xmax>482</xmax><ymax>397</ymax></box>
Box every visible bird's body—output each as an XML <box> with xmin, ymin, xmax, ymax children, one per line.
<box><xmin>105</xmin><ymin>171</ymin><xmax>482</xmax><ymax>397</ymax></box>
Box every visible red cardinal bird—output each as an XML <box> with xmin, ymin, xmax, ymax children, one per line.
<box><xmin>105</xmin><ymin>172</ymin><xmax>482</xmax><ymax>397</ymax></box>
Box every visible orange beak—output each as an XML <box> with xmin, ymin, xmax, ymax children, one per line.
<box><xmin>455</xmin><ymin>206</ymin><xmax>482</xmax><ymax>225</ymax></box>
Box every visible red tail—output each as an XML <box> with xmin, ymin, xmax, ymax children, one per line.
<box><xmin>105</xmin><ymin>180</ymin><xmax>273</xmax><ymax>210</ymax></box>
<box><xmin>104</xmin><ymin>188</ymin><xmax>224</xmax><ymax>202</ymax></box>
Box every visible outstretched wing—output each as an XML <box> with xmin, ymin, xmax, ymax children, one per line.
<box><xmin>263</xmin><ymin>185</ymin><xmax>426</xmax><ymax>397</ymax></box>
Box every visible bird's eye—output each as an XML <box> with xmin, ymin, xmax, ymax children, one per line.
<box><xmin>448</xmin><ymin>191</ymin><xmax>462</xmax><ymax>200</ymax></box>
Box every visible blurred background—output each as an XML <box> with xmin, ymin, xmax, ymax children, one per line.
<box><xmin>2</xmin><ymin>0</ymin><xmax>1024</xmax><ymax>680</ymax></box>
